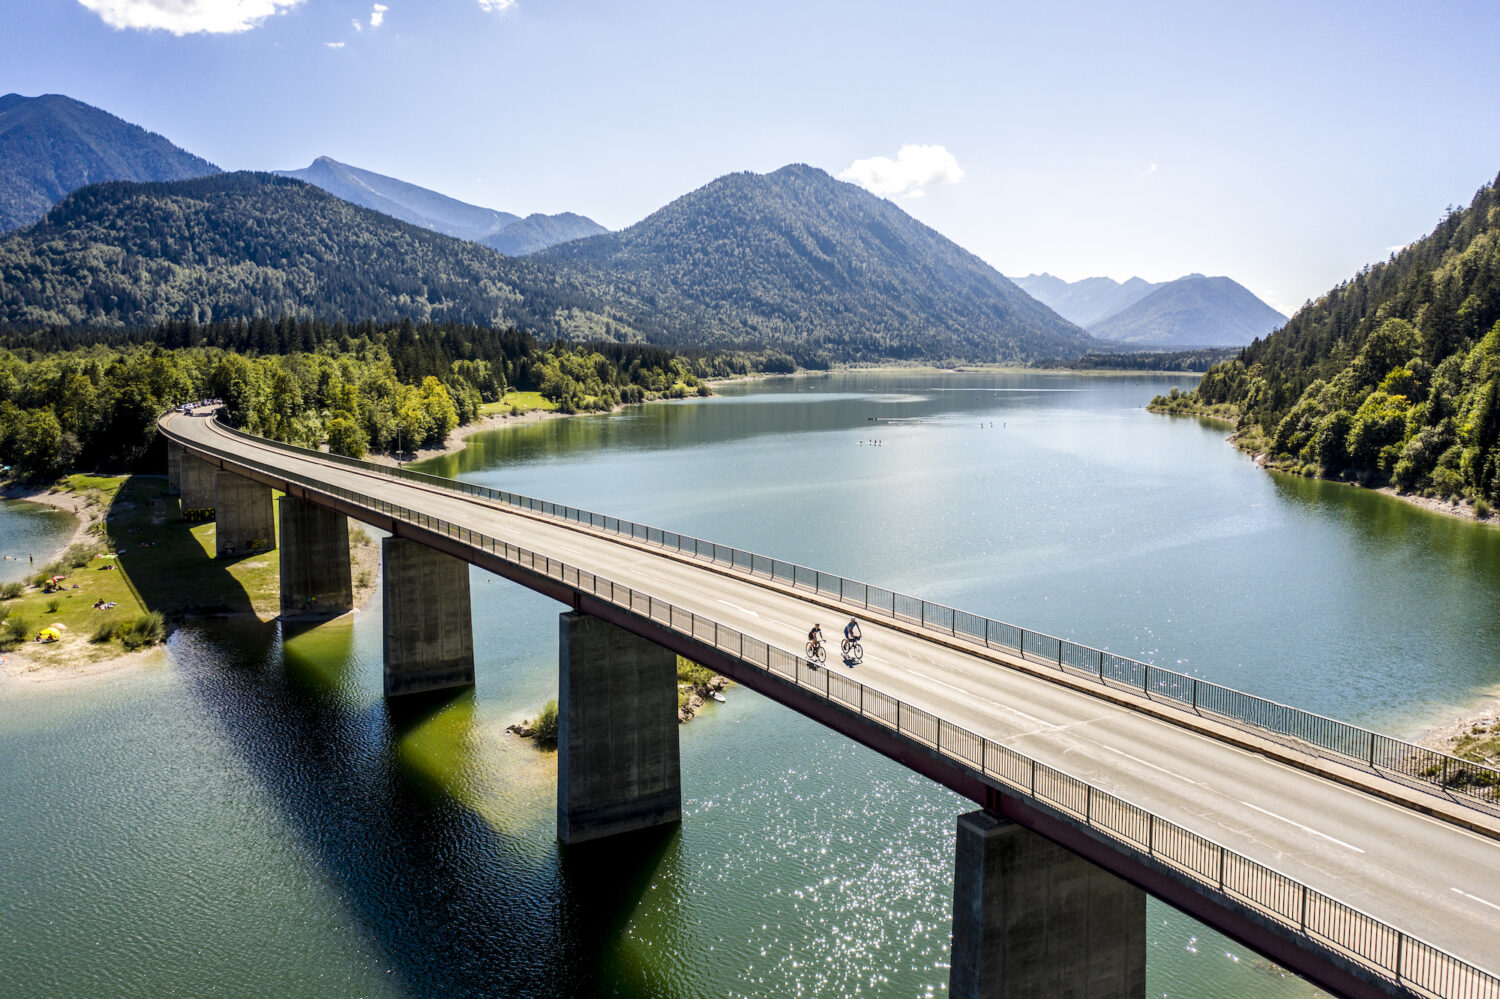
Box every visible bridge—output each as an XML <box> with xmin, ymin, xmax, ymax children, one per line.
<box><xmin>159</xmin><ymin>409</ymin><xmax>1500</xmax><ymax>999</ymax></box>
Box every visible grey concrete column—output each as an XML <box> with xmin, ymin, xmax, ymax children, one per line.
<box><xmin>167</xmin><ymin>443</ymin><xmax>182</xmax><ymax>495</ymax></box>
<box><xmin>215</xmin><ymin>472</ymin><xmax>277</xmax><ymax>558</ymax></box>
<box><xmin>950</xmin><ymin>810</ymin><xmax>1145</xmax><ymax>999</ymax></box>
<box><xmin>278</xmin><ymin>496</ymin><xmax>353</xmax><ymax>616</ymax></box>
<box><xmin>382</xmin><ymin>537</ymin><xmax>474</xmax><ymax>697</ymax></box>
<box><xmin>557</xmin><ymin>611</ymin><xmax>680</xmax><ymax>844</ymax></box>
<box><xmin>179</xmin><ymin>454</ymin><xmax>218</xmax><ymax>520</ymax></box>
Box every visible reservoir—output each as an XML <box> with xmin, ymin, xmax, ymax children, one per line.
<box><xmin>3</xmin><ymin>370</ymin><xmax>1498</xmax><ymax>998</ymax></box>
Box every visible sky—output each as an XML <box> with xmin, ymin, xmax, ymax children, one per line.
<box><xmin>4</xmin><ymin>0</ymin><xmax>1500</xmax><ymax>315</ymax></box>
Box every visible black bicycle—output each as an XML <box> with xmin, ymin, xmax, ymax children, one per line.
<box><xmin>840</xmin><ymin>638</ymin><xmax>864</xmax><ymax>664</ymax></box>
<box><xmin>806</xmin><ymin>640</ymin><xmax>827</xmax><ymax>666</ymax></box>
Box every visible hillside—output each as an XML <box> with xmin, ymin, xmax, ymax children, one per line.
<box><xmin>0</xmin><ymin>93</ymin><xmax>219</xmax><ymax>233</ymax></box>
<box><xmin>1089</xmin><ymin>274</ymin><xmax>1287</xmax><ymax>347</ymax></box>
<box><xmin>1153</xmin><ymin>172</ymin><xmax>1500</xmax><ymax>507</ymax></box>
<box><xmin>537</xmin><ymin>164</ymin><xmax>1092</xmax><ymax>362</ymax></box>
<box><xmin>279</xmin><ymin>156</ymin><xmax>606</xmax><ymax>252</ymax></box>
<box><xmin>0</xmin><ymin>166</ymin><xmax>1093</xmax><ymax>363</ymax></box>
<box><xmin>0</xmin><ymin>172</ymin><xmax>584</xmax><ymax>329</ymax></box>
<box><xmin>1012</xmin><ymin>273</ymin><xmax>1159</xmax><ymax>327</ymax></box>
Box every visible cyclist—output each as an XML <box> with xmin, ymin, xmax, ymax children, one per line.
<box><xmin>842</xmin><ymin>616</ymin><xmax>862</xmax><ymax>652</ymax></box>
<box><xmin>807</xmin><ymin>623</ymin><xmax>825</xmax><ymax>656</ymax></box>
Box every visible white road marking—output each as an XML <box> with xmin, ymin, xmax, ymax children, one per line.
<box><xmin>1452</xmin><ymin>887</ymin><xmax>1500</xmax><ymax>913</ymax></box>
<box><xmin>1239</xmin><ymin>801</ymin><xmax>1366</xmax><ymax>853</ymax></box>
<box><xmin>1099</xmin><ymin>744</ymin><xmax>1207</xmax><ymax>787</ymax></box>
<box><xmin>715</xmin><ymin>599</ymin><xmax>760</xmax><ymax>618</ymax></box>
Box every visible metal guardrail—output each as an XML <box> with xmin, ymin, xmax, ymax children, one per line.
<box><xmin>170</xmin><ymin>419</ymin><xmax>1500</xmax><ymax>999</ymax></box>
<box><xmin>205</xmin><ymin>415</ymin><xmax>1500</xmax><ymax>813</ymax></box>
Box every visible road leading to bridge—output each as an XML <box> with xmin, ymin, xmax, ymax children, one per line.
<box><xmin>163</xmin><ymin>411</ymin><xmax>1500</xmax><ymax>988</ymax></box>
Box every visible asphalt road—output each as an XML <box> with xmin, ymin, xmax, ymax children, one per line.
<box><xmin>166</xmin><ymin>412</ymin><xmax>1500</xmax><ymax>977</ymax></box>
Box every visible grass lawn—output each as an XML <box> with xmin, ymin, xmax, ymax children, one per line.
<box><xmin>2</xmin><ymin>473</ymin><xmax>377</xmax><ymax>666</ymax></box>
<box><xmin>479</xmin><ymin>390</ymin><xmax>559</xmax><ymax>417</ymax></box>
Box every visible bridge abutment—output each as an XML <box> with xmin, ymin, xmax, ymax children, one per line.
<box><xmin>167</xmin><ymin>443</ymin><xmax>182</xmax><ymax>495</ymax></box>
<box><xmin>278</xmin><ymin>496</ymin><xmax>352</xmax><ymax>616</ymax></box>
<box><xmin>382</xmin><ymin>537</ymin><xmax>475</xmax><ymax>697</ymax></box>
<box><xmin>215</xmin><ymin>472</ymin><xmax>277</xmax><ymax>558</ymax></box>
<box><xmin>179</xmin><ymin>454</ymin><xmax>218</xmax><ymax>520</ymax></box>
<box><xmin>950</xmin><ymin>809</ymin><xmax>1145</xmax><ymax>999</ymax></box>
<box><xmin>557</xmin><ymin>611</ymin><xmax>680</xmax><ymax>844</ymax></box>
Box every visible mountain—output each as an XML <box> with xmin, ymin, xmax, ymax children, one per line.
<box><xmin>0</xmin><ymin>172</ymin><xmax>567</xmax><ymax>329</ymax></box>
<box><xmin>1012</xmin><ymin>273</ymin><xmax>1159</xmax><ymax>327</ymax></box>
<box><xmin>1088</xmin><ymin>274</ymin><xmax>1287</xmax><ymax>347</ymax></box>
<box><xmin>536</xmin><ymin>164</ymin><xmax>1092</xmax><ymax>361</ymax></box>
<box><xmin>277</xmin><ymin>156</ymin><xmax>606</xmax><ymax>253</ymax></box>
<box><xmin>0</xmin><ymin>93</ymin><xmax>219</xmax><ymax>233</ymax></box>
<box><xmin>276</xmin><ymin>156</ymin><xmax>517</xmax><ymax>241</ymax></box>
<box><xmin>0</xmin><ymin>166</ymin><xmax>1093</xmax><ymax>363</ymax></box>
<box><xmin>1156</xmin><ymin>171</ymin><xmax>1500</xmax><ymax>505</ymax></box>
<box><xmin>484</xmin><ymin>212</ymin><xmax>608</xmax><ymax>255</ymax></box>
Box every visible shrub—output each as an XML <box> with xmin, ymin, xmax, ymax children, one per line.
<box><xmin>532</xmin><ymin>698</ymin><xmax>559</xmax><ymax>747</ymax></box>
<box><xmin>91</xmin><ymin>618</ymin><xmax>118</xmax><ymax>643</ymax></box>
<box><xmin>62</xmin><ymin>542</ymin><xmax>101</xmax><ymax>568</ymax></box>
<box><xmin>2</xmin><ymin>615</ymin><xmax>34</xmax><ymax>648</ymax></box>
<box><xmin>677</xmin><ymin>657</ymin><xmax>715</xmax><ymax>688</ymax></box>
<box><xmin>116</xmin><ymin>611</ymin><xmax>165</xmax><ymax>649</ymax></box>
<box><xmin>0</xmin><ymin>581</ymin><xmax>22</xmax><ymax>600</ymax></box>
<box><xmin>45</xmin><ymin>598</ymin><xmax>59</xmax><ymax>613</ymax></box>
<box><xmin>1476</xmin><ymin>497</ymin><xmax>1494</xmax><ymax>519</ymax></box>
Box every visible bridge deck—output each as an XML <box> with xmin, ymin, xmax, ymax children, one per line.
<box><xmin>164</xmin><ymin>412</ymin><xmax>1500</xmax><ymax>983</ymax></box>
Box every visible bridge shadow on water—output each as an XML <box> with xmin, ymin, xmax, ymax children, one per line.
<box><xmin>172</xmin><ymin>616</ymin><xmax>681</xmax><ymax>999</ymax></box>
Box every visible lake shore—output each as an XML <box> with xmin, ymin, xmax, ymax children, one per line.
<box><xmin>1148</xmin><ymin>401</ymin><xmax>1496</xmax><ymax>526</ymax></box>
<box><xmin>1</xmin><ymin>474</ymin><xmax>379</xmax><ymax>689</ymax></box>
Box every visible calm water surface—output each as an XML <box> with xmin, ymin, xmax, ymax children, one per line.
<box><xmin>4</xmin><ymin>371</ymin><xmax>1499</xmax><ymax>998</ymax></box>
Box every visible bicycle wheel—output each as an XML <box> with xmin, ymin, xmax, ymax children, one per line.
<box><xmin>807</xmin><ymin>643</ymin><xmax>826</xmax><ymax>664</ymax></box>
<box><xmin>848</xmin><ymin>642</ymin><xmax>863</xmax><ymax>662</ymax></box>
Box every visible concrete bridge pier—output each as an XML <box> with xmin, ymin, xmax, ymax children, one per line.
<box><xmin>278</xmin><ymin>497</ymin><xmax>353</xmax><ymax>616</ymax></box>
<box><xmin>557</xmin><ymin>611</ymin><xmax>680</xmax><ymax>844</ymax></box>
<box><xmin>950</xmin><ymin>810</ymin><xmax>1145</xmax><ymax>999</ymax></box>
<box><xmin>167</xmin><ymin>443</ymin><xmax>182</xmax><ymax>495</ymax></box>
<box><xmin>179</xmin><ymin>454</ymin><xmax>218</xmax><ymax>520</ymax></box>
<box><xmin>382</xmin><ymin>537</ymin><xmax>475</xmax><ymax>697</ymax></box>
<box><xmin>215</xmin><ymin>472</ymin><xmax>277</xmax><ymax>558</ymax></box>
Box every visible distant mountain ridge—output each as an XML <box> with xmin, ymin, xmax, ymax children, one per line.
<box><xmin>0</xmin><ymin>93</ymin><xmax>220</xmax><ymax>233</ymax></box>
<box><xmin>1089</xmin><ymin>274</ymin><xmax>1287</xmax><ymax>347</ymax></box>
<box><xmin>536</xmin><ymin>164</ymin><xmax>1092</xmax><ymax>361</ymax></box>
<box><xmin>0</xmin><ymin>167</ymin><xmax>1093</xmax><ymax>362</ymax></box>
<box><xmin>276</xmin><ymin>156</ymin><xmax>607</xmax><ymax>253</ymax></box>
<box><xmin>1012</xmin><ymin>273</ymin><xmax>1160</xmax><ymax>327</ymax></box>
<box><xmin>1014</xmin><ymin>271</ymin><xmax>1285</xmax><ymax>347</ymax></box>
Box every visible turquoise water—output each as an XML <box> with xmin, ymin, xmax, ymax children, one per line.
<box><xmin>4</xmin><ymin>370</ymin><xmax>1499</xmax><ymax>997</ymax></box>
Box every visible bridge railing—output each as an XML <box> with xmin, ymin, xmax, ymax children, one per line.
<box><xmin>176</xmin><ymin>421</ymin><xmax>1500</xmax><ymax>999</ymax></box>
<box><xmin>206</xmin><ymin>415</ymin><xmax>1500</xmax><ymax>813</ymax></box>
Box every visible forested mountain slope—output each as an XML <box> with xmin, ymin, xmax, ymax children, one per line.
<box><xmin>0</xmin><ymin>167</ymin><xmax>1094</xmax><ymax>363</ymax></box>
<box><xmin>1155</xmin><ymin>172</ymin><xmax>1500</xmax><ymax>507</ymax></box>
<box><xmin>538</xmin><ymin>164</ymin><xmax>1092</xmax><ymax>362</ymax></box>
<box><xmin>0</xmin><ymin>93</ymin><xmax>219</xmax><ymax>233</ymax></box>
<box><xmin>1091</xmin><ymin>274</ymin><xmax>1286</xmax><ymax>347</ymax></box>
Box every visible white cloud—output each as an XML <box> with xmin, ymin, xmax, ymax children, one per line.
<box><xmin>370</xmin><ymin>3</ymin><xmax>387</xmax><ymax>27</ymax></box>
<box><xmin>351</xmin><ymin>18</ymin><xmax>361</xmax><ymax>31</ymax></box>
<box><xmin>837</xmin><ymin>144</ymin><xmax>964</xmax><ymax>199</ymax></box>
<box><xmin>325</xmin><ymin>40</ymin><xmax>344</xmax><ymax>48</ymax></box>
<box><xmin>477</xmin><ymin>0</ymin><xmax>516</xmax><ymax>12</ymax></box>
<box><xmin>1147</xmin><ymin>163</ymin><xmax>1158</xmax><ymax>174</ymax></box>
<box><xmin>76</xmin><ymin>0</ymin><xmax>303</xmax><ymax>35</ymax></box>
